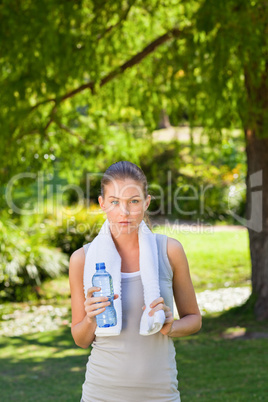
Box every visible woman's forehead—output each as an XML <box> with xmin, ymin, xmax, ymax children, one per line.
<box><xmin>105</xmin><ymin>179</ymin><xmax>143</xmax><ymax>196</ymax></box>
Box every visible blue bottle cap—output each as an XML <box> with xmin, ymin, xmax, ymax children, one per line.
<box><xmin>96</xmin><ymin>262</ymin><xmax>106</xmax><ymax>270</ymax></box>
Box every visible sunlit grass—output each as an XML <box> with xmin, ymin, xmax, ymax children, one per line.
<box><xmin>1</xmin><ymin>315</ymin><xmax>268</xmax><ymax>401</ymax></box>
<box><xmin>0</xmin><ymin>327</ymin><xmax>89</xmax><ymax>401</ymax></box>
<box><xmin>175</xmin><ymin>336</ymin><xmax>268</xmax><ymax>400</ymax></box>
<box><xmin>154</xmin><ymin>226</ymin><xmax>251</xmax><ymax>292</ymax></box>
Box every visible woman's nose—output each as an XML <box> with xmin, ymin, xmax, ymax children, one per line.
<box><xmin>120</xmin><ymin>203</ymin><xmax>130</xmax><ymax>215</ymax></box>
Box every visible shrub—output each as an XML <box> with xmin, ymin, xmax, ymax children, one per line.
<box><xmin>15</xmin><ymin>204</ymin><xmax>105</xmax><ymax>256</ymax></box>
<box><xmin>0</xmin><ymin>215</ymin><xmax>69</xmax><ymax>301</ymax></box>
<box><xmin>47</xmin><ymin>205</ymin><xmax>105</xmax><ymax>256</ymax></box>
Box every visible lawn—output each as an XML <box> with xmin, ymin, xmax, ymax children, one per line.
<box><xmin>1</xmin><ymin>311</ymin><xmax>268</xmax><ymax>401</ymax></box>
<box><xmin>176</xmin><ymin>335</ymin><xmax>268</xmax><ymax>401</ymax></box>
<box><xmin>154</xmin><ymin>226</ymin><xmax>251</xmax><ymax>292</ymax></box>
<box><xmin>0</xmin><ymin>327</ymin><xmax>88</xmax><ymax>401</ymax></box>
<box><xmin>1</xmin><ymin>229</ymin><xmax>267</xmax><ymax>401</ymax></box>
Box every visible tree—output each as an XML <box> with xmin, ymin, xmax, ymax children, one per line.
<box><xmin>193</xmin><ymin>0</ymin><xmax>268</xmax><ymax>320</ymax></box>
<box><xmin>0</xmin><ymin>0</ymin><xmax>267</xmax><ymax>318</ymax></box>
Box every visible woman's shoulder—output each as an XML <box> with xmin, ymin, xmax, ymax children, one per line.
<box><xmin>69</xmin><ymin>247</ymin><xmax>86</xmax><ymax>279</ymax></box>
<box><xmin>166</xmin><ymin>236</ymin><xmax>186</xmax><ymax>270</ymax></box>
<box><xmin>155</xmin><ymin>233</ymin><xmax>183</xmax><ymax>250</ymax></box>
<box><xmin>154</xmin><ymin>233</ymin><xmax>185</xmax><ymax>274</ymax></box>
<box><xmin>167</xmin><ymin>236</ymin><xmax>184</xmax><ymax>253</ymax></box>
<box><xmin>70</xmin><ymin>246</ymin><xmax>85</xmax><ymax>263</ymax></box>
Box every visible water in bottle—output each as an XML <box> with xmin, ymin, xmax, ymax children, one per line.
<box><xmin>92</xmin><ymin>262</ymin><xmax>117</xmax><ymax>328</ymax></box>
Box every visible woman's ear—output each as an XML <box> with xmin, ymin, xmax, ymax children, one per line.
<box><xmin>144</xmin><ymin>195</ymin><xmax>151</xmax><ymax>211</ymax></box>
<box><xmin>98</xmin><ymin>195</ymin><xmax>105</xmax><ymax>210</ymax></box>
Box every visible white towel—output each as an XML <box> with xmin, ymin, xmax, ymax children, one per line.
<box><xmin>83</xmin><ymin>219</ymin><xmax>165</xmax><ymax>336</ymax></box>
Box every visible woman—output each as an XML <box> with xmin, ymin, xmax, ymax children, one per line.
<box><xmin>69</xmin><ymin>161</ymin><xmax>201</xmax><ymax>401</ymax></box>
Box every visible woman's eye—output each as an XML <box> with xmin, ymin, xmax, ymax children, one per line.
<box><xmin>131</xmin><ymin>199</ymin><xmax>139</xmax><ymax>204</ymax></box>
<box><xmin>111</xmin><ymin>201</ymin><xmax>119</xmax><ymax>205</ymax></box>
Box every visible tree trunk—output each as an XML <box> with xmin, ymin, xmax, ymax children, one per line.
<box><xmin>158</xmin><ymin>109</ymin><xmax>171</xmax><ymax>129</ymax></box>
<box><xmin>245</xmin><ymin>128</ymin><xmax>268</xmax><ymax>320</ymax></box>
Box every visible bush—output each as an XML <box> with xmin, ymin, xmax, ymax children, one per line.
<box><xmin>0</xmin><ymin>204</ymin><xmax>105</xmax><ymax>301</ymax></box>
<box><xmin>14</xmin><ymin>204</ymin><xmax>105</xmax><ymax>256</ymax></box>
<box><xmin>47</xmin><ymin>205</ymin><xmax>105</xmax><ymax>256</ymax></box>
<box><xmin>0</xmin><ymin>215</ymin><xmax>69</xmax><ymax>301</ymax></box>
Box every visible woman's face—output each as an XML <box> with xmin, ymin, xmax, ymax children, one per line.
<box><xmin>98</xmin><ymin>178</ymin><xmax>151</xmax><ymax>236</ymax></box>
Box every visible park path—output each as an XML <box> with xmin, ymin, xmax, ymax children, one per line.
<box><xmin>0</xmin><ymin>286</ymin><xmax>251</xmax><ymax>336</ymax></box>
<box><xmin>174</xmin><ymin>286</ymin><xmax>251</xmax><ymax>318</ymax></box>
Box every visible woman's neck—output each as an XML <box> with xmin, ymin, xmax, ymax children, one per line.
<box><xmin>110</xmin><ymin>230</ymin><xmax>139</xmax><ymax>252</ymax></box>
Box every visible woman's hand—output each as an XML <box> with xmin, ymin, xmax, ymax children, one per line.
<box><xmin>143</xmin><ymin>296</ymin><xmax>175</xmax><ymax>336</ymax></box>
<box><xmin>84</xmin><ymin>287</ymin><xmax>119</xmax><ymax>324</ymax></box>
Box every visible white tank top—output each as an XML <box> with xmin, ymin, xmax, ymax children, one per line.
<box><xmin>81</xmin><ymin>233</ymin><xmax>181</xmax><ymax>402</ymax></box>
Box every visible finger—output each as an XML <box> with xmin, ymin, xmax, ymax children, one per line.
<box><xmin>85</xmin><ymin>300</ymin><xmax>111</xmax><ymax>312</ymax></box>
<box><xmin>94</xmin><ymin>307</ymin><xmax>107</xmax><ymax>316</ymax></box>
<box><xmin>84</xmin><ymin>296</ymin><xmax>109</xmax><ymax>307</ymax></box>
<box><xmin>165</xmin><ymin>316</ymin><xmax>174</xmax><ymax>323</ymax></box>
<box><xmin>165</xmin><ymin>311</ymin><xmax>173</xmax><ymax>318</ymax></box>
<box><xmin>142</xmin><ymin>305</ymin><xmax>146</xmax><ymax>311</ymax></box>
<box><xmin>149</xmin><ymin>303</ymin><xmax>165</xmax><ymax>314</ymax></box>
<box><xmin>84</xmin><ymin>296</ymin><xmax>109</xmax><ymax>305</ymax></box>
<box><xmin>150</xmin><ymin>297</ymin><xmax>164</xmax><ymax>309</ymax></box>
<box><xmin>113</xmin><ymin>294</ymin><xmax>119</xmax><ymax>300</ymax></box>
<box><xmin>87</xmin><ymin>287</ymin><xmax>101</xmax><ymax>298</ymax></box>
<box><xmin>86</xmin><ymin>307</ymin><xmax>106</xmax><ymax>319</ymax></box>
<box><xmin>149</xmin><ymin>303</ymin><xmax>169</xmax><ymax>316</ymax></box>
<box><xmin>86</xmin><ymin>299</ymin><xmax>112</xmax><ymax>318</ymax></box>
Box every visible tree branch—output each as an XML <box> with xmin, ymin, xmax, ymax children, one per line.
<box><xmin>59</xmin><ymin>28</ymin><xmax>182</xmax><ymax>103</ymax></box>
<box><xmin>31</xmin><ymin>97</ymin><xmax>56</xmax><ymax>112</ymax></box>
<box><xmin>53</xmin><ymin>121</ymin><xmax>87</xmax><ymax>144</ymax></box>
<box><xmin>25</xmin><ymin>27</ymin><xmax>183</xmax><ymax>137</ymax></box>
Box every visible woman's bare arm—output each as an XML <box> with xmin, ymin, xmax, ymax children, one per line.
<box><xmin>166</xmin><ymin>237</ymin><xmax>202</xmax><ymax>337</ymax></box>
<box><xmin>69</xmin><ymin>248</ymin><xmax>97</xmax><ymax>348</ymax></box>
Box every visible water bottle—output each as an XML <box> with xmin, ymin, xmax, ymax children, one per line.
<box><xmin>92</xmin><ymin>262</ymin><xmax>117</xmax><ymax>328</ymax></box>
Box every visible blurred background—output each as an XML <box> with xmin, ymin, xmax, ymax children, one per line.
<box><xmin>0</xmin><ymin>1</ymin><xmax>267</xmax><ymax>400</ymax></box>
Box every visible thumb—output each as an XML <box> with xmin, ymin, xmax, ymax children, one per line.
<box><xmin>142</xmin><ymin>305</ymin><xmax>146</xmax><ymax>311</ymax></box>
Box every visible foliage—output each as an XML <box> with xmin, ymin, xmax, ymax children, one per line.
<box><xmin>0</xmin><ymin>1</ymin><xmax>267</xmax><ymax>183</ymax></box>
<box><xmin>193</xmin><ymin>0</ymin><xmax>268</xmax><ymax>137</ymax></box>
<box><xmin>0</xmin><ymin>0</ymin><xmax>187</xmax><ymax>179</ymax></box>
<box><xmin>45</xmin><ymin>205</ymin><xmax>105</xmax><ymax>256</ymax></box>
<box><xmin>140</xmin><ymin>136</ymin><xmax>246</xmax><ymax>222</ymax></box>
<box><xmin>0</xmin><ymin>215</ymin><xmax>69</xmax><ymax>301</ymax></box>
<box><xmin>1</xmin><ymin>0</ymin><xmax>267</xmax><ymax>315</ymax></box>
<box><xmin>2</xmin><ymin>0</ymin><xmax>267</xmax><ymax>182</ymax></box>
<box><xmin>0</xmin><ymin>0</ymin><xmax>265</xmax><ymax>220</ymax></box>
<box><xmin>8</xmin><ymin>203</ymin><xmax>105</xmax><ymax>256</ymax></box>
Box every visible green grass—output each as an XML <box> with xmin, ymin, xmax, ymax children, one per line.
<box><xmin>0</xmin><ymin>327</ymin><xmax>89</xmax><ymax>401</ymax></box>
<box><xmin>178</xmin><ymin>298</ymin><xmax>268</xmax><ymax>401</ymax></box>
<box><xmin>154</xmin><ymin>226</ymin><xmax>251</xmax><ymax>292</ymax></box>
<box><xmin>1</xmin><ymin>229</ymin><xmax>267</xmax><ymax>401</ymax></box>
<box><xmin>175</xmin><ymin>336</ymin><xmax>268</xmax><ymax>401</ymax></box>
<box><xmin>1</xmin><ymin>310</ymin><xmax>268</xmax><ymax>401</ymax></box>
